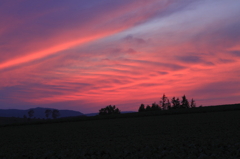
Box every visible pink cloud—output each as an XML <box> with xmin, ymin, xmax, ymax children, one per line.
<box><xmin>1</xmin><ymin>0</ymin><xmax>240</xmax><ymax>113</ymax></box>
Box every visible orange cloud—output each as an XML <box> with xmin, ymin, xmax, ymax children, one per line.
<box><xmin>0</xmin><ymin>31</ymin><xmax>117</xmax><ymax>70</ymax></box>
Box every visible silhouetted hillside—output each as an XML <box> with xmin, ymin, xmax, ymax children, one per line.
<box><xmin>1</xmin><ymin>108</ymin><xmax>240</xmax><ymax>158</ymax></box>
<box><xmin>85</xmin><ymin>111</ymin><xmax>136</xmax><ymax>116</ymax></box>
<box><xmin>0</xmin><ymin>107</ymin><xmax>84</xmax><ymax>119</ymax></box>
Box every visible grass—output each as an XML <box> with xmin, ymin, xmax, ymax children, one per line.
<box><xmin>0</xmin><ymin>108</ymin><xmax>240</xmax><ymax>158</ymax></box>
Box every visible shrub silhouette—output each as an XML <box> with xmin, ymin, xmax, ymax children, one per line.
<box><xmin>99</xmin><ymin>105</ymin><xmax>120</xmax><ymax>115</ymax></box>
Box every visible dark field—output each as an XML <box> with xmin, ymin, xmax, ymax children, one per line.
<box><xmin>0</xmin><ymin>110</ymin><xmax>240</xmax><ymax>158</ymax></box>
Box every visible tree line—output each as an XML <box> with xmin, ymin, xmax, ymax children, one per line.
<box><xmin>99</xmin><ymin>94</ymin><xmax>196</xmax><ymax>115</ymax></box>
<box><xmin>138</xmin><ymin>94</ymin><xmax>196</xmax><ymax>112</ymax></box>
<box><xmin>25</xmin><ymin>109</ymin><xmax>60</xmax><ymax>119</ymax></box>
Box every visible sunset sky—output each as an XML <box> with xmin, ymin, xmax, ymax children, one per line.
<box><xmin>0</xmin><ymin>0</ymin><xmax>240</xmax><ymax>113</ymax></box>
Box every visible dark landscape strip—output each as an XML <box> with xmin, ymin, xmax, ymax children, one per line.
<box><xmin>1</xmin><ymin>103</ymin><xmax>240</xmax><ymax>127</ymax></box>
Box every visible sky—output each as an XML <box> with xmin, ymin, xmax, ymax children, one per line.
<box><xmin>0</xmin><ymin>0</ymin><xmax>240</xmax><ymax>114</ymax></box>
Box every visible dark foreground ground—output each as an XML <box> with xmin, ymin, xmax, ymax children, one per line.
<box><xmin>0</xmin><ymin>110</ymin><xmax>240</xmax><ymax>158</ymax></box>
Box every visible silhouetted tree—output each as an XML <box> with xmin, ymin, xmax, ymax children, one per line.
<box><xmin>138</xmin><ymin>104</ymin><xmax>145</xmax><ymax>112</ymax></box>
<box><xmin>115</xmin><ymin>108</ymin><xmax>120</xmax><ymax>114</ymax></box>
<box><xmin>160</xmin><ymin>94</ymin><xmax>168</xmax><ymax>110</ymax></box>
<box><xmin>99</xmin><ymin>105</ymin><xmax>121</xmax><ymax>115</ymax></box>
<box><xmin>190</xmin><ymin>98</ymin><xmax>196</xmax><ymax>108</ymax></box>
<box><xmin>28</xmin><ymin>109</ymin><xmax>34</xmax><ymax>118</ymax></box>
<box><xmin>138</xmin><ymin>94</ymin><xmax>195</xmax><ymax>112</ymax></box>
<box><xmin>176</xmin><ymin>98</ymin><xmax>180</xmax><ymax>108</ymax></box>
<box><xmin>45</xmin><ymin>109</ymin><xmax>52</xmax><ymax>119</ymax></box>
<box><xmin>151</xmin><ymin>102</ymin><xmax>161</xmax><ymax>111</ymax></box>
<box><xmin>146</xmin><ymin>105</ymin><xmax>151</xmax><ymax>112</ymax></box>
<box><xmin>99</xmin><ymin>108</ymin><xmax>107</xmax><ymax>115</ymax></box>
<box><xmin>167</xmin><ymin>99</ymin><xmax>171</xmax><ymax>110</ymax></box>
<box><xmin>171</xmin><ymin>97</ymin><xmax>177</xmax><ymax>109</ymax></box>
<box><xmin>52</xmin><ymin>109</ymin><xmax>60</xmax><ymax>119</ymax></box>
<box><xmin>172</xmin><ymin>97</ymin><xmax>180</xmax><ymax>109</ymax></box>
<box><xmin>181</xmin><ymin>95</ymin><xmax>189</xmax><ymax>108</ymax></box>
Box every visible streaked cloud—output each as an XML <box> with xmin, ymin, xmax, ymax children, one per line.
<box><xmin>0</xmin><ymin>0</ymin><xmax>240</xmax><ymax>113</ymax></box>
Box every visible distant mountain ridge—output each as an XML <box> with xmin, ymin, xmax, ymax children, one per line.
<box><xmin>0</xmin><ymin>107</ymin><xmax>84</xmax><ymax>119</ymax></box>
